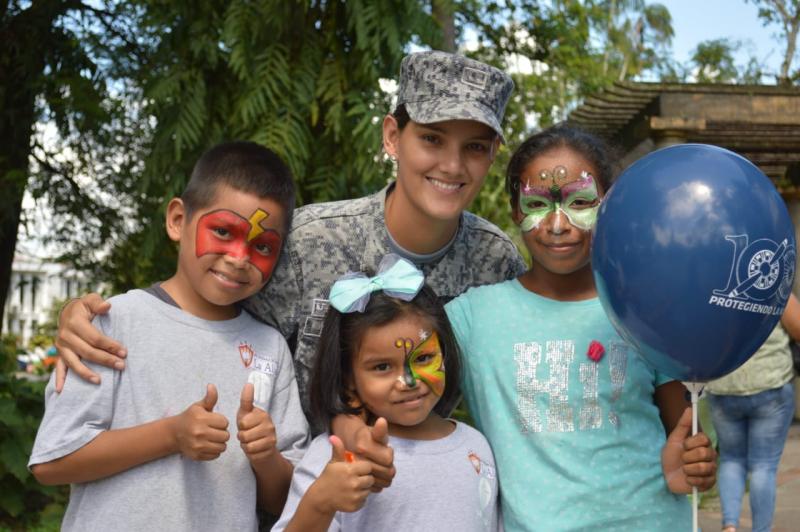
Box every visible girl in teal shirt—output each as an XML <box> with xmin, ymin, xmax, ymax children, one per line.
<box><xmin>446</xmin><ymin>125</ymin><xmax>718</xmax><ymax>530</ymax></box>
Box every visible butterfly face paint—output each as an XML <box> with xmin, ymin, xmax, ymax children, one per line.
<box><xmin>393</xmin><ymin>331</ymin><xmax>445</xmax><ymax>396</ymax></box>
<box><xmin>519</xmin><ymin>168</ymin><xmax>601</xmax><ymax>232</ymax></box>
<box><xmin>195</xmin><ymin>208</ymin><xmax>282</xmax><ymax>282</ymax></box>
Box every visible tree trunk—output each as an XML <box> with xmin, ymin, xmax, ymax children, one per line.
<box><xmin>779</xmin><ymin>15</ymin><xmax>799</xmax><ymax>85</ymax></box>
<box><xmin>432</xmin><ymin>0</ymin><xmax>456</xmax><ymax>52</ymax></box>
<box><xmin>0</xmin><ymin>3</ymin><xmax>67</xmax><ymax>332</ymax></box>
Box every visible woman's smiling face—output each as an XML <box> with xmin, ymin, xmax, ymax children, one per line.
<box><xmin>383</xmin><ymin>115</ymin><xmax>499</xmax><ymax>224</ymax></box>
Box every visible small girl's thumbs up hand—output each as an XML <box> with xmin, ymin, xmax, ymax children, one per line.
<box><xmin>661</xmin><ymin>407</ymin><xmax>718</xmax><ymax>494</ymax></box>
<box><xmin>309</xmin><ymin>436</ymin><xmax>374</xmax><ymax>515</ymax></box>
<box><xmin>354</xmin><ymin>417</ymin><xmax>395</xmax><ymax>492</ymax></box>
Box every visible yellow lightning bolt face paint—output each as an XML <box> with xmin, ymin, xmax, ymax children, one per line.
<box><xmin>247</xmin><ymin>208</ymin><xmax>269</xmax><ymax>242</ymax></box>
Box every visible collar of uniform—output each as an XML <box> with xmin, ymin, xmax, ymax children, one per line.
<box><xmin>362</xmin><ymin>181</ymin><xmax>468</xmax><ymax>273</ymax></box>
<box><xmin>423</xmin><ymin>209</ymin><xmax>472</xmax><ymax>296</ymax></box>
<box><xmin>361</xmin><ymin>183</ymin><xmax>395</xmax><ymax>271</ymax></box>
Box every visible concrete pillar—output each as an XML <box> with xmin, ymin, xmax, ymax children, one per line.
<box><xmin>653</xmin><ymin>130</ymin><xmax>687</xmax><ymax>150</ymax></box>
<box><xmin>649</xmin><ymin>117</ymin><xmax>706</xmax><ymax>150</ymax></box>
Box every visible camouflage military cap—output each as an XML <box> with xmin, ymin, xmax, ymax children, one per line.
<box><xmin>396</xmin><ymin>50</ymin><xmax>514</xmax><ymax>141</ymax></box>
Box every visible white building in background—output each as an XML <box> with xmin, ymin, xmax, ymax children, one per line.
<box><xmin>3</xmin><ymin>251</ymin><xmax>94</xmax><ymax>346</ymax></box>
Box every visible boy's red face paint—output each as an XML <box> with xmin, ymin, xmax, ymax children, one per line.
<box><xmin>195</xmin><ymin>208</ymin><xmax>281</xmax><ymax>281</ymax></box>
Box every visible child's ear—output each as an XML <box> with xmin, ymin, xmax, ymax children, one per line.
<box><xmin>344</xmin><ymin>380</ymin><xmax>363</xmax><ymax>409</ymax></box>
<box><xmin>382</xmin><ymin>114</ymin><xmax>400</xmax><ymax>159</ymax></box>
<box><xmin>165</xmin><ymin>198</ymin><xmax>187</xmax><ymax>243</ymax></box>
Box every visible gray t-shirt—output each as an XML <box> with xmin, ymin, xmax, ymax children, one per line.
<box><xmin>29</xmin><ymin>289</ymin><xmax>309</xmax><ymax>532</ymax></box>
<box><xmin>272</xmin><ymin>421</ymin><xmax>500</xmax><ymax>531</ymax></box>
<box><xmin>244</xmin><ymin>184</ymin><xmax>526</xmax><ymax>420</ymax></box>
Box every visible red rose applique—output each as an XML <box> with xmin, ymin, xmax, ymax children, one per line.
<box><xmin>587</xmin><ymin>340</ymin><xmax>605</xmax><ymax>362</ymax></box>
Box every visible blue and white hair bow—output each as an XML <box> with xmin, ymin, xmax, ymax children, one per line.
<box><xmin>328</xmin><ymin>254</ymin><xmax>424</xmax><ymax>313</ymax></box>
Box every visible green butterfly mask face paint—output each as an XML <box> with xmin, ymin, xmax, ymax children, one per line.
<box><xmin>519</xmin><ymin>168</ymin><xmax>601</xmax><ymax>232</ymax></box>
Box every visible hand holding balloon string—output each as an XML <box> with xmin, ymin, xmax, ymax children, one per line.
<box><xmin>661</xmin><ymin>406</ymin><xmax>717</xmax><ymax>494</ymax></box>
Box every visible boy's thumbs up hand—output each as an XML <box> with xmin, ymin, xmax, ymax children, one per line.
<box><xmin>309</xmin><ymin>436</ymin><xmax>374</xmax><ymax>515</ymax></box>
<box><xmin>237</xmin><ymin>382</ymin><xmax>278</xmax><ymax>467</ymax></box>
<box><xmin>172</xmin><ymin>384</ymin><xmax>230</xmax><ymax>461</ymax></box>
<box><xmin>201</xmin><ymin>382</ymin><xmax>218</xmax><ymax>411</ymax></box>
<box><xmin>238</xmin><ymin>381</ymin><xmax>254</xmax><ymax>414</ymax></box>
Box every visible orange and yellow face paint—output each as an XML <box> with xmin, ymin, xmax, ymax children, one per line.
<box><xmin>394</xmin><ymin>331</ymin><xmax>446</xmax><ymax>397</ymax></box>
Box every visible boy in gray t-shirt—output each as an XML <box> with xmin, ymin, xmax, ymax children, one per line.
<box><xmin>29</xmin><ymin>142</ymin><xmax>309</xmax><ymax>531</ymax></box>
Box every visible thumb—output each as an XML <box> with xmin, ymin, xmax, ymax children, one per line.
<box><xmin>201</xmin><ymin>383</ymin><xmax>218</xmax><ymax>412</ymax></box>
<box><xmin>329</xmin><ymin>435</ymin><xmax>355</xmax><ymax>463</ymax></box>
<box><xmin>370</xmin><ymin>417</ymin><xmax>389</xmax><ymax>445</ymax></box>
<box><xmin>55</xmin><ymin>358</ymin><xmax>67</xmax><ymax>393</ymax></box>
<box><xmin>329</xmin><ymin>435</ymin><xmax>348</xmax><ymax>463</ymax></box>
<box><xmin>84</xmin><ymin>293</ymin><xmax>111</xmax><ymax>316</ymax></box>
<box><xmin>239</xmin><ymin>382</ymin><xmax>254</xmax><ymax>415</ymax></box>
<box><xmin>666</xmin><ymin>406</ymin><xmax>693</xmax><ymax>446</ymax></box>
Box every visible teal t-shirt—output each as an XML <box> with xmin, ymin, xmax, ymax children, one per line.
<box><xmin>445</xmin><ymin>279</ymin><xmax>690</xmax><ymax>531</ymax></box>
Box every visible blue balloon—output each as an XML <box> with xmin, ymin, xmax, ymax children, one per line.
<box><xmin>592</xmin><ymin>144</ymin><xmax>796</xmax><ymax>381</ymax></box>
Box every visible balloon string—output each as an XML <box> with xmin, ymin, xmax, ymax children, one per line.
<box><xmin>683</xmin><ymin>381</ymin><xmax>704</xmax><ymax>532</ymax></box>
<box><xmin>692</xmin><ymin>393</ymin><xmax>698</xmax><ymax>532</ymax></box>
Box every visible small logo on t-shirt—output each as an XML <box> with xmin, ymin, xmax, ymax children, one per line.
<box><xmin>468</xmin><ymin>451</ymin><xmax>481</xmax><ymax>474</ymax></box>
<box><xmin>467</xmin><ymin>450</ymin><xmax>495</xmax><ymax>479</ymax></box>
<box><xmin>252</xmin><ymin>354</ymin><xmax>277</xmax><ymax>375</ymax></box>
<box><xmin>239</xmin><ymin>342</ymin><xmax>255</xmax><ymax>367</ymax></box>
<box><xmin>239</xmin><ymin>341</ymin><xmax>278</xmax><ymax>374</ymax></box>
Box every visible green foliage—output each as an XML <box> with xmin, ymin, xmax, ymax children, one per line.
<box><xmin>0</xmin><ymin>336</ymin><xmax>21</xmax><ymax>376</ymax></box>
<box><xmin>0</xmin><ymin>370</ymin><xmax>67</xmax><ymax>530</ymax></box>
<box><xmin>0</xmin><ymin>333</ymin><xmax>65</xmax><ymax>529</ymax></box>
<box><xmin>4</xmin><ymin>2</ymin><xmax>151</xmax><ymax>308</ymax></box>
<box><xmin>27</xmin><ymin>336</ymin><xmax>53</xmax><ymax>351</ymax></box>
<box><xmin>746</xmin><ymin>0</ymin><xmax>800</xmax><ymax>84</ymax></box>
<box><xmin>691</xmin><ymin>38</ymin><xmax>741</xmax><ymax>83</ymax></box>
<box><xmin>454</xmin><ymin>1</ymin><xmax>678</xmax><ymax>235</ymax></box>
<box><xmin>591</xmin><ymin>0</ymin><xmax>675</xmax><ymax>81</ymax></box>
<box><xmin>14</xmin><ymin>1</ymin><xmax>800</xmax><ymax>297</ymax></box>
<box><xmin>97</xmin><ymin>0</ymin><xmax>444</xmax><ymax>292</ymax></box>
